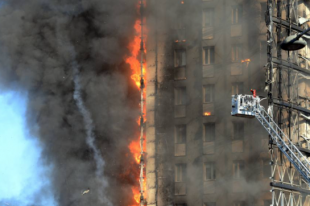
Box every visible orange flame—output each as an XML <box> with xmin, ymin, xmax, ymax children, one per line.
<box><xmin>204</xmin><ymin>112</ymin><xmax>211</xmax><ymax>116</ymax></box>
<box><xmin>175</xmin><ymin>39</ymin><xmax>186</xmax><ymax>43</ymax></box>
<box><xmin>126</xmin><ymin>20</ymin><xmax>147</xmax><ymax>89</ymax></box>
<box><xmin>132</xmin><ymin>187</ymin><xmax>140</xmax><ymax>204</ymax></box>
<box><xmin>129</xmin><ymin>139</ymin><xmax>141</xmax><ymax>164</ymax></box>
<box><xmin>126</xmin><ymin>11</ymin><xmax>147</xmax><ymax>206</ymax></box>
<box><xmin>241</xmin><ymin>58</ymin><xmax>251</xmax><ymax>63</ymax></box>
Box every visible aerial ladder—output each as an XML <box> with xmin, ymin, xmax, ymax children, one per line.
<box><xmin>231</xmin><ymin>91</ymin><xmax>310</xmax><ymax>185</ymax></box>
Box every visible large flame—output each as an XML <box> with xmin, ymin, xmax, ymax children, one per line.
<box><xmin>129</xmin><ymin>139</ymin><xmax>141</xmax><ymax>164</ymax></box>
<box><xmin>126</xmin><ymin>16</ymin><xmax>147</xmax><ymax>205</ymax></box>
<box><xmin>126</xmin><ymin>20</ymin><xmax>147</xmax><ymax>89</ymax></box>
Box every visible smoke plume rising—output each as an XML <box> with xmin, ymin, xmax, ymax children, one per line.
<box><xmin>72</xmin><ymin>54</ymin><xmax>111</xmax><ymax>205</ymax></box>
<box><xmin>0</xmin><ymin>0</ymin><xmax>141</xmax><ymax>205</ymax></box>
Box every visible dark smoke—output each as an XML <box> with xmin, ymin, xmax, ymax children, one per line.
<box><xmin>0</xmin><ymin>0</ymin><xmax>141</xmax><ymax>205</ymax></box>
<box><xmin>145</xmin><ymin>0</ymin><xmax>269</xmax><ymax>205</ymax></box>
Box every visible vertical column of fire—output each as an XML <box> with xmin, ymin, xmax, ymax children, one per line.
<box><xmin>126</xmin><ymin>1</ymin><xmax>146</xmax><ymax>204</ymax></box>
<box><xmin>139</xmin><ymin>1</ymin><xmax>145</xmax><ymax>205</ymax></box>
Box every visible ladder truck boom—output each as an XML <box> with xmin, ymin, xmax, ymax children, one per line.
<box><xmin>231</xmin><ymin>93</ymin><xmax>310</xmax><ymax>184</ymax></box>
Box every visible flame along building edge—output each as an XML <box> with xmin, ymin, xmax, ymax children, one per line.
<box><xmin>144</xmin><ymin>0</ymin><xmax>310</xmax><ymax>206</ymax></box>
<box><xmin>139</xmin><ymin>0</ymin><xmax>146</xmax><ymax>205</ymax></box>
<box><xmin>126</xmin><ymin>1</ymin><xmax>147</xmax><ymax>204</ymax></box>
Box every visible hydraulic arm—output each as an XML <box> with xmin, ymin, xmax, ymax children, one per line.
<box><xmin>232</xmin><ymin>93</ymin><xmax>310</xmax><ymax>184</ymax></box>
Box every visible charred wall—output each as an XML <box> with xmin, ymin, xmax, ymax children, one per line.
<box><xmin>146</xmin><ymin>0</ymin><xmax>271</xmax><ymax>206</ymax></box>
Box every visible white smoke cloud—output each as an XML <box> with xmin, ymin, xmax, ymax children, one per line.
<box><xmin>72</xmin><ymin>54</ymin><xmax>112</xmax><ymax>206</ymax></box>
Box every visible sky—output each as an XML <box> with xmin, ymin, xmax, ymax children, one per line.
<box><xmin>0</xmin><ymin>91</ymin><xmax>56</xmax><ymax>206</ymax></box>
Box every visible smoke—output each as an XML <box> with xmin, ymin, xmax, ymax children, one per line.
<box><xmin>145</xmin><ymin>0</ymin><xmax>269</xmax><ymax>205</ymax></box>
<box><xmin>0</xmin><ymin>0</ymin><xmax>141</xmax><ymax>205</ymax></box>
<box><xmin>72</xmin><ymin>56</ymin><xmax>111</xmax><ymax>205</ymax></box>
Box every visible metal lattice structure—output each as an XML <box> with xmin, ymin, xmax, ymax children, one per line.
<box><xmin>232</xmin><ymin>94</ymin><xmax>310</xmax><ymax>182</ymax></box>
<box><xmin>266</xmin><ymin>0</ymin><xmax>310</xmax><ymax>205</ymax></box>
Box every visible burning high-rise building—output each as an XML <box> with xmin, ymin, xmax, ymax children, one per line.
<box><xmin>1</xmin><ymin>0</ymin><xmax>310</xmax><ymax>205</ymax></box>
<box><xmin>144</xmin><ymin>0</ymin><xmax>310</xmax><ymax>206</ymax></box>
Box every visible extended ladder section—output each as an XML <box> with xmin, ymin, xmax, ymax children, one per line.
<box><xmin>255</xmin><ymin>107</ymin><xmax>310</xmax><ymax>183</ymax></box>
<box><xmin>232</xmin><ymin>94</ymin><xmax>310</xmax><ymax>184</ymax></box>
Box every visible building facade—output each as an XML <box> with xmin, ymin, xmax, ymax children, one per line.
<box><xmin>145</xmin><ymin>0</ymin><xmax>310</xmax><ymax>206</ymax></box>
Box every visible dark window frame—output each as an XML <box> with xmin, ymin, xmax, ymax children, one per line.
<box><xmin>231</xmin><ymin>44</ymin><xmax>243</xmax><ymax>62</ymax></box>
<box><xmin>232</xmin><ymin>82</ymin><xmax>244</xmax><ymax>95</ymax></box>
<box><xmin>203</xmin><ymin>8</ymin><xmax>214</xmax><ymax>27</ymax></box>
<box><xmin>231</xmin><ymin>4</ymin><xmax>243</xmax><ymax>24</ymax></box>
<box><xmin>175</xmin><ymin>87</ymin><xmax>187</xmax><ymax>106</ymax></box>
<box><xmin>174</xmin><ymin>49</ymin><xmax>187</xmax><ymax>67</ymax></box>
<box><xmin>175</xmin><ymin>164</ymin><xmax>187</xmax><ymax>182</ymax></box>
<box><xmin>175</xmin><ymin>125</ymin><xmax>187</xmax><ymax>144</ymax></box>
<box><xmin>203</xmin><ymin>46</ymin><xmax>215</xmax><ymax>65</ymax></box>
<box><xmin>205</xmin><ymin>162</ymin><xmax>216</xmax><ymax>180</ymax></box>
<box><xmin>233</xmin><ymin>121</ymin><xmax>244</xmax><ymax>140</ymax></box>
<box><xmin>233</xmin><ymin>160</ymin><xmax>245</xmax><ymax>179</ymax></box>
<box><xmin>204</xmin><ymin>123</ymin><xmax>215</xmax><ymax>142</ymax></box>
<box><xmin>203</xmin><ymin>85</ymin><xmax>215</xmax><ymax>103</ymax></box>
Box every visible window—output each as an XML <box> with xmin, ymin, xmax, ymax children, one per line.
<box><xmin>233</xmin><ymin>202</ymin><xmax>245</xmax><ymax>206</ymax></box>
<box><xmin>175</xmin><ymin>164</ymin><xmax>187</xmax><ymax>182</ymax></box>
<box><xmin>204</xmin><ymin>202</ymin><xmax>216</xmax><ymax>206</ymax></box>
<box><xmin>231</xmin><ymin>44</ymin><xmax>243</xmax><ymax>62</ymax></box>
<box><xmin>264</xmin><ymin>200</ymin><xmax>272</xmax><ymax>206</ymax></box>
<box><xmin>203</xmin><ymin>9</ymin><xmax>214</xmax><ymax>27</ymax></box>
<box><xmin>233</xmin><ymin>122</ymin><xmax>244</xmax><ymax>140</ymax></box>
<box><xmin>203</xmin><ymin>85</ymin><xmax>214</xmax><ymax>103</ymax></box>
<box><xmin>175</xmin><ymin>125</ymin><xmax>186</xmax><ymax>144</ymax></box>
<box><xmin>232</xmin><ymin>83</ymin><xmax>244</xmax><ymax>95</ymax></box>
<box><xmin>261</xmin><ymin>3</ymin><xmax>267</xmax><ymax>21</ymax></box>
<box><xmin>204</xmin><ymin>123</ymin><xmax>215</xmax><ymax>142</ymax></box>
<box><xmin>203</xmin><ymin>47</ymin><xmax>215</xmax><ymax>65</ymax></box>
<box><xmin>174</xmin><ymin>49</ymin><xmax>186</xmax><ymax>67</ymax></box>
<box><xmin>263</xmin><ymin>159</ymin><xmax>270</xmax><ymax>178</ymax></box>
<box><xmin>233</xmin><ymin>161</ymin><xmax>244</xmax><ymax>179</ymax></box>
<box><xmin>175</xmin><ymin>87</ymin><xmax>186</xmax><ymax>105</ymax></box>
<box><xmin>204</xmin><ymin>162</ymin><xmax>216</xmax><ymax>180</ymax></box>
<box><xmin>231</xmin><ymin>5</ymin><xmax>243</xmax><ymax>24</ymax></box>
